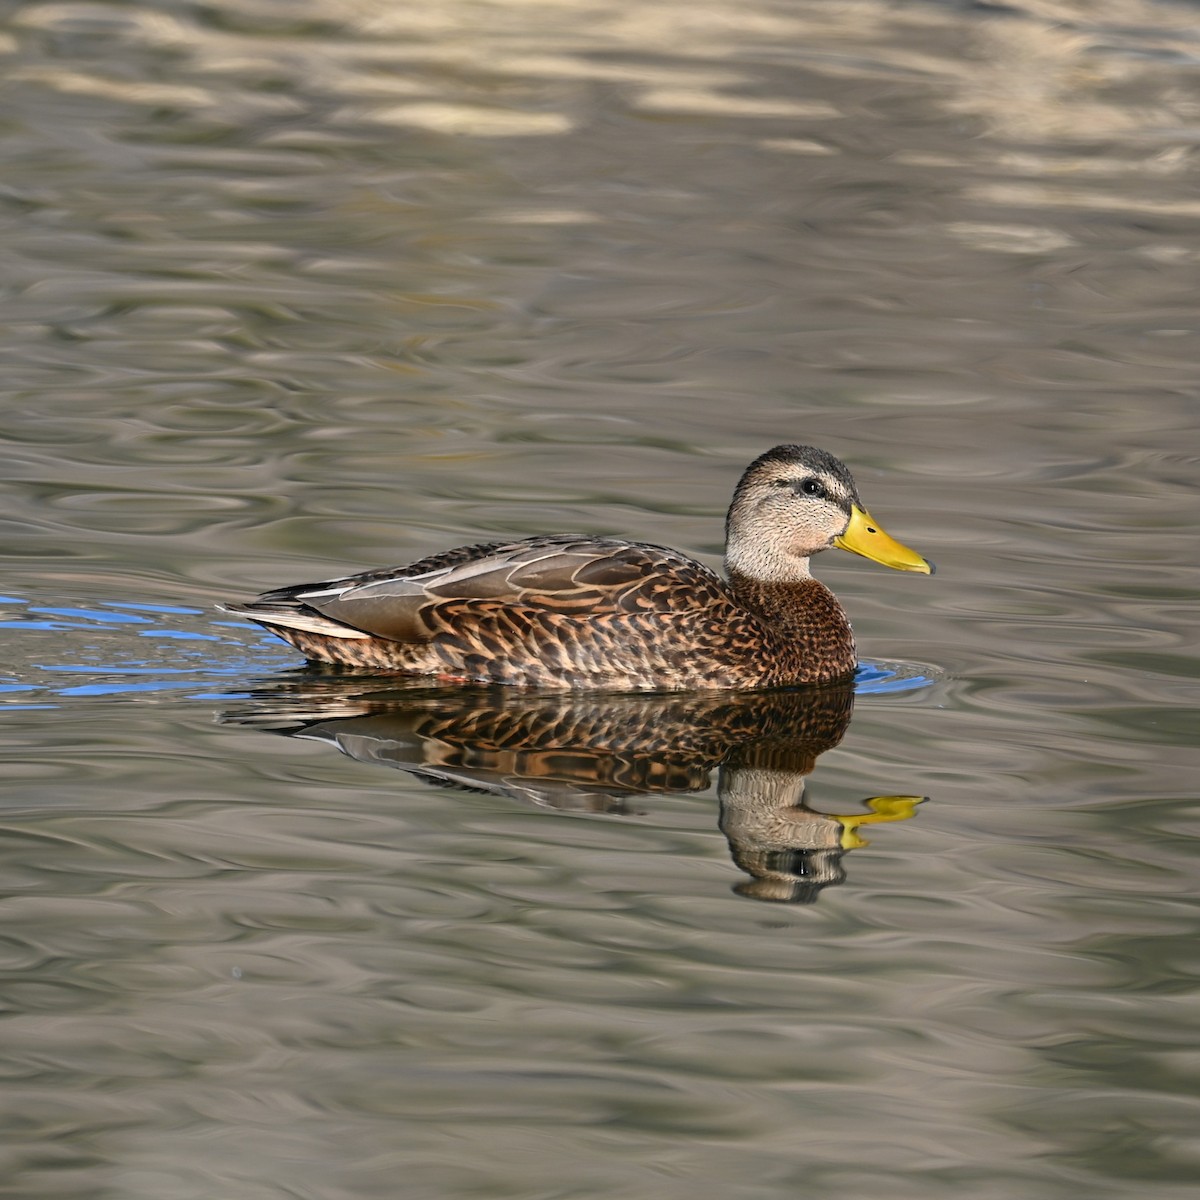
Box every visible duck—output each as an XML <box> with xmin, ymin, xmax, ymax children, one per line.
<box><xmin>219</xmin><ymin>444</ymin><xmax>932</xmax><ymax>690</ymax></box>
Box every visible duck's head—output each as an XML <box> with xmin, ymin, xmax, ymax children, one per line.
<box><xmin>725</xmin><ymin>444</ymin><xmax>933</xmax><ymax>582</ymax></box>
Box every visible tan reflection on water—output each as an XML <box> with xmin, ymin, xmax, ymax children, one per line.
<box><xmin>221</xmin><ymin>678</ymin><xmax>926</xmax><ymax>904</ymax></box>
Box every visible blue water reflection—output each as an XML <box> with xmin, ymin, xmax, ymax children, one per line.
<box><xmin>1</xmin><ymin>592</ymin><xmax>937</xmax><ymax>704</ymax></box>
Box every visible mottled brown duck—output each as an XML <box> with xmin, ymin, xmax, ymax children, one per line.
<box><xmin>219</xmin><ymin>444</ymin><xmax>932</xmax><ymax>689</ymax></box>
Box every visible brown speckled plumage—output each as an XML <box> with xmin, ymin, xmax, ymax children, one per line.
<box><xmin>220</xmin><ymin>445</ymin><xmax>931</xmax><ymax>690</ymax></box>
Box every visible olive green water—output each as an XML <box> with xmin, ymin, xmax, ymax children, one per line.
<box><xmin>1</xmin><ymin>2</ymin><xmax>1197</xmax><ymax>1197</ymax></box>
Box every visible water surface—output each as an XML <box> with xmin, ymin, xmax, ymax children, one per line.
<box><xmin>1</xmin><ymin>1</ymin><xmax>1197</xmax><ymax>1197</ymax></box>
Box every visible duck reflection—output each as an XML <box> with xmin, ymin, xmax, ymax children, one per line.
<box><xmin>220</xmin><ymin>676</ymin><xmax>924</xmax><ymax>903</ymax></box>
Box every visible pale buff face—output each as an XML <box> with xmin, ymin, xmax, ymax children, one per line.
<box><xmin>724</xmin><ymin>446</ymin><xmax>858</xmax><ymax>582</ymax></box>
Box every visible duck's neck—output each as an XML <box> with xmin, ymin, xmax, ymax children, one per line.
<box><xmin>727</xmin><ymin>566</ymin><xmax>857</xmax><ymax>680</ymax></box>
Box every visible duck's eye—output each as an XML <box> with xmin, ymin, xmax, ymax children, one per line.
<box><xmin>797</xmin><ymin>478</ymin><xmax>825</xmax><ymax>498</ymax></box>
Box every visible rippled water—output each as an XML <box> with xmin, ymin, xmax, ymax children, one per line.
<box><xmin>2</xmin><ymin>1</ymin><xmax>1197</xmax><ymax>1197</ymax></box>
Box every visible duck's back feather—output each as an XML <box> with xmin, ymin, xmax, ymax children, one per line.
<box><xmin>221</xmin><ymin>535</ymin><xmax>781</xmax><ymax>686</ymax></box>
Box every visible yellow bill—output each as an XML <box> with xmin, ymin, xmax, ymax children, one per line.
<box><xmin>835</xmin><ymin>795</ymin><xmax>927</xmax><ymax>850</ymax></box>
<box><xmin>834</xmin><ymin>505</ymin><xmax>933</xmax><ymax>574</ymax></box>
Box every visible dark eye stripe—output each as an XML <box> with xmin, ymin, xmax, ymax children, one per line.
<box><xmin>773</xmin><ymin>477</ymin><xmax>830</xmax><ymax>499</ymax></box>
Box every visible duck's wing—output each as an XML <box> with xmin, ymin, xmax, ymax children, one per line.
<box><xmin>236</xmin><ymin>534</ymin><xmax>730</xmax><ymax>644</ymax></box>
